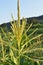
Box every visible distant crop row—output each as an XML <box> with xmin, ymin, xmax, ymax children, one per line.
<box><xmin>32</xmin><ymin>23</ymin><xmax>43</xmax><ymax>28</ymax></box>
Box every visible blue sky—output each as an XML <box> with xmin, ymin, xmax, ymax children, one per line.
<box><xmin>0</xmin><ymin>0</ymin><xmax>43</xmax><ymax>24</ymax></box>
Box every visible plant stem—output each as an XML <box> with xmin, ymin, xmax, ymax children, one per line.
<box><xmin>2</xmin><ymin>42</ymin><xmax>5</xmax><ymax>62</ymax></box>
<box><xmin>18</xmin><ymin>42</ymin><xmax>20</xmax><ymax>65</ymax></box>
<box><xmin>37</xmin><ymin>61</ymin><xmax>40</xmax><ymax>65</ymax></box>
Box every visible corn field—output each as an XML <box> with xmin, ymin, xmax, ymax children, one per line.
<box><xmin>0</xmin><ymin>0</ymin><xmax>43</xmax><ymax>65</ymax></box>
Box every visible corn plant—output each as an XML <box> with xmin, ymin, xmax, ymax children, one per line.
<box><xmin>0</xmin><ymin>0</ymin><xmax>43</xmax><ymax>65</ymax></box>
